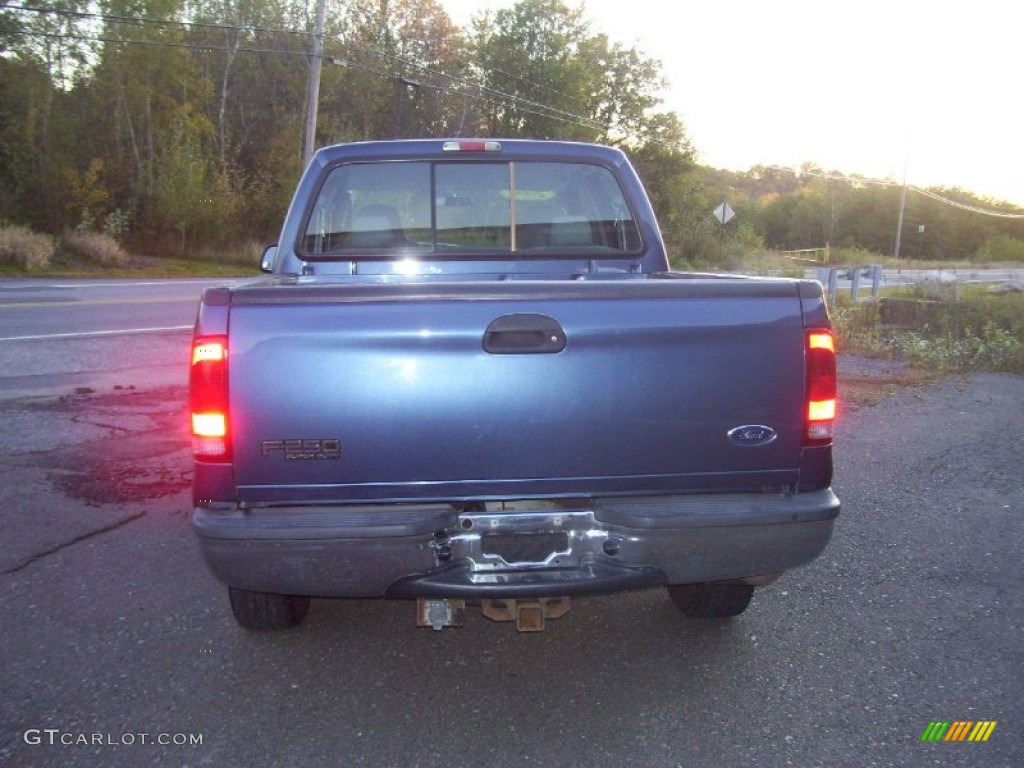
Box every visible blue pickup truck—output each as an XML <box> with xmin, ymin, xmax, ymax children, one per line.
<box><xmin>189</xmin><ymin>139</ymin><xmax>840</xmax><ymax>632</ymax></box>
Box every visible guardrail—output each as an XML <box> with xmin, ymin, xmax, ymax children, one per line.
<box><xmin>782</xmin><ymin>247</ymin><xmax>830</xmax><ymax>264</ymax></box>
<box><xmin>811</xmin><ymin>266</ymin><xmax>1023</xmax><ymax>303</ymax></box>
<box><xmin>816</xmin><ymin>265</ymin><xmax>883</xmax><ymax>303</ymax></box>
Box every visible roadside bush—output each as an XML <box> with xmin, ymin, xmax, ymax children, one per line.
<box><xmin>899</xmin><ymin>323</ymin><xmax>1024</xmax><ymax>373</ymax></box>
<box><xmin>57</xmin><ymin>230</ymin><xmax>128</xmax><ymax>266</ymax></box>
<box><xmin>103</xmin><ymin>209</ymin><xmax>132</xmax><ymax>242</ymax></box>
<box><xmin>909</xmin><ymin>274</ymin><xmax>961</xmax><ymax>302</ymax></box>
<box><xmin>831</xmin><ymin>301</ymin><xmax>897</xmax><ymax>358</ymax></box>
<box><xmin>973</xmin><ymin>235</ymin><xmax>1024</xmax><ymax>264</ymax></box>
<box><xmin>0</xmin><ymin>225</ymin><xmax>54</xmax><ymax>269</ymax></box>
<box><xmin>832</xmin><ymin>288</ymin><xmax>1024</xmax><ymax>373</ymax></box>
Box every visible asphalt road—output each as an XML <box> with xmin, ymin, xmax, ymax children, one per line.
<box><xmin>0</xmin><ymin>278</ymin><xmax>1021</xmax><ymax>767</ymax></box>
<box><xmin>0</xmin><ymin>278</ymin><xmax>251</xmax><ymax>399</ymax></box>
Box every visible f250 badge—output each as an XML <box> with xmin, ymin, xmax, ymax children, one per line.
<box><xmin>727</xmin><ymin>425</ymin><xmax>778</xmax><ymax>447</ymax></box>
<box><xmin>262</xmin><ymin>439</ymin><xmax>342</xmax><ymax>460</ymax></box>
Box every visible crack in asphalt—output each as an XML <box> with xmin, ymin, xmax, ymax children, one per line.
<box><xmin>1</xmin><ymin>511</ymin><xmax>146</xmax><ymax>575</ymax></box>
<box><xmin>70</xmin><ymin>416</ymin><xmax>136</xmax><ymax>434</ymax></box>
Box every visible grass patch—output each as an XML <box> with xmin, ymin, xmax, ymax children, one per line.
<box><xmin>0</xmin><ymin>253</ymin><xmax>259</xmax><ymax>278</ymax></box>
<box><xmin>832</xmin><ymin>287</ymin><xmax>1024</xmax><ymax>374</ymax></box>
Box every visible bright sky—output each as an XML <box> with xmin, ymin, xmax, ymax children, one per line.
<box><xmin>440</xmin><ymin>0</ymin><xmax>1024</xmax><ymax>207</ymax></box>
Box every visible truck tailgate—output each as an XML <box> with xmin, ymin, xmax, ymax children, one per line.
<box><xmin>226</xmin><ymin>280</ymin><xmax>807</xmax><ymax>503</ymax></box>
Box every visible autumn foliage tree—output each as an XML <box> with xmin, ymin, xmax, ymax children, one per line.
<box><xmin>1</xmin><ymin>0</ymin><xmax>1019</xmax><ymax>263</ymax></box>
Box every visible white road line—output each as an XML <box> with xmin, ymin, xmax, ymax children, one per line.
<box><xmin>0</xmin><ymin>296</ymin><xmax>199</xmax><ymax>308</ymax></box>
<box><xmin>4</xmin><ymin>279</ymin><xmax>249</xmax><ymax>289</ymax></box>
<box><xmin>0</xmin><ymin>325</ymin><xmax>192</xmax><ymax>342</ymax></box>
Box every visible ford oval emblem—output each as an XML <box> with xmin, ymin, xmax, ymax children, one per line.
<box><xmin>728</xmin><ymin>425</ymin><xmax>778</xmax><ymax>447</ymax></box>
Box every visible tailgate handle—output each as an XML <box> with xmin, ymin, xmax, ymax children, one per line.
<box><xmin>484</xmin><ymin>314</ymin><xmax>566</xmax><ymax>354</ymax></box>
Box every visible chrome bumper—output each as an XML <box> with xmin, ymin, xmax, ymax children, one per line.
<box><xmin>193</xmin><ymin>489</ymin><xmax>840</xmax><ymax>598</ymax></box>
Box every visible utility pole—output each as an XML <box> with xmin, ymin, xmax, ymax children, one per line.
<box><xmin>303</xmin><ymin>0</ymin><xmax>328</xmax><ymax>168</ymax></box>
<box><xmin>392</xmin><ymin>76</ymin><xmax>421</xmax><ymax>139</ymax></box>
<box><xmin>892</xmin><ymin>166</ymin><xmax>907</xmax><ymax>260</ymax></box>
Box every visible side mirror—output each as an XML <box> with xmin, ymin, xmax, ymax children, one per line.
<box><xmin>260</xmin><ymin>245</ymin><xmax>278</xmax><ymax>273</ymax></box>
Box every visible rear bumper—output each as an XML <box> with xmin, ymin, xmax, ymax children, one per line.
<box><xmin>192</xmin><ymin>489</ymin><xmax>840</xmax><ymax>598</ymax></box>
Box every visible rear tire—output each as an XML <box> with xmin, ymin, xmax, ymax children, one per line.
<box><xmin>667</xmin><ymin>582</ymin><xmax>754</xmax><ymax>618</ymax></box>
<box><xmin>228</xmin><ymin>587</ymin><xmax>310</xmax><ymax>630</ymax></box>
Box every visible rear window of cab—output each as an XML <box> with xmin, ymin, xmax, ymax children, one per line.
<box><xmin>299</xmin><ymin>160</ymin><xmax>643</xmax><ymax>259</ymax></box>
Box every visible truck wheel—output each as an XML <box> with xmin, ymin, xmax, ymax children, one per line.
<box><xmin>667</xmin><ymin>583</ymin><xmax>754</xmax><ymax>618</ymax></box>
<box><xmin>228</xmin><ymin>587</ymin><xmax>310</xmax><ymax>630</ymax></box>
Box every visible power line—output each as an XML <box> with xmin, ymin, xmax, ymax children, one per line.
<box><xmin>764</xmin><ymin>165</ymin><xmax>1024</xmax><ymax>219</ymax></box>
<box><xmin>10</xmin><ymin>9</ymin><xmax>1018</xmax><ymax>190</ymax></box>
<box><xmin>8</xmin><ymin>4</ymin><xmax>311</xmax><ymax>38</ymax></box>
<box><xmin>8</xmin><ymin>3</ymin><xmax>683</xmax><ymax>151</ymax></box>
<box><xmin>343</xmin><ymin>40</ymin><xmax>612</xmax><ymax>133</ymax></box>
<box><xmin>341</xmin><ymin>40</ymin><xmax>681</xmax><ymax>150</ymax></box>
<box><xmin>8</xmin><ymin>28</ymin><xmax>312</xmax><ymax>58</ymax></box>
<box><xmin>11</xmin><ymin>3</ymin><xmax>589</xmax><ymax>108</ymax></box>
<box><xmin>11</xmin><ymin>27</ymin><xmax>622</xmax><ymax>140</ymax></box>
<box><xmin>908</xmin><ymin>186</ymin><xmax>1024</xmax><ymax>219</ymax></box>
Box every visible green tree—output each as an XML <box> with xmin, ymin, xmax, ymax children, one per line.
<box><xmin>469</xmin><ymin>0</ymin><xmax>595</xmax><ymax>139</ymax></box>
<box><xmin>0</xmin><ymin>2</ymin><xmax>96</xmax><ymax>230</ymax></box>
<box><xmin>625</xmin><ymin>115</ymin><xmax>704</xmax><ymax>266</ymax></box>
<box><xmin>152</xmin><ymin>105</ymin><xmax>225</xmax><ymax>252</ymax></box>
<box><xmin>2</xmin><ymin>1</ymin><xmax>95</xmax><ymax>89</ymax></box>
<box><xmin>64</xmin><ymin>158</ymin><xmax>111</xmax><ymax>229</ymax></box>
<box><xmin>320</xmin><ymin>0</ymin><xmax>466</xmax><ymax>141</ymax></box>
<box><xmin>0</xmin><ymin>55</ymin><xmax>53</xmax><ymax>226</ymax></box>
<box><xmin>79</xmin><ymin>0</ymin><xmax>221</xmax><ymax>249</ymax></box>
<box><xmin>183</xmin><ymin>0</ymin><xmax>308</xmax><ymax>239</ymax></box>
<box><xmin>578</xmin><ymin>33</ymin><xmax>665</xmax><ymax>146</ymax></box>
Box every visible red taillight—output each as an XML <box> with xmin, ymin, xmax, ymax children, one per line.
<box><xmin>805</xmin><ymin>329</ymin><xmax>837</xmax><ymax>445</ymax></box>
<box><xmin>442</xmin><ymin>140</ymin><xmax>502</xmax><ymax>152</ymax></box>
<box><xmin>190</xmin><ymin>335</ymin><xmax>230</xmax><ymax>460</ymax></box>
